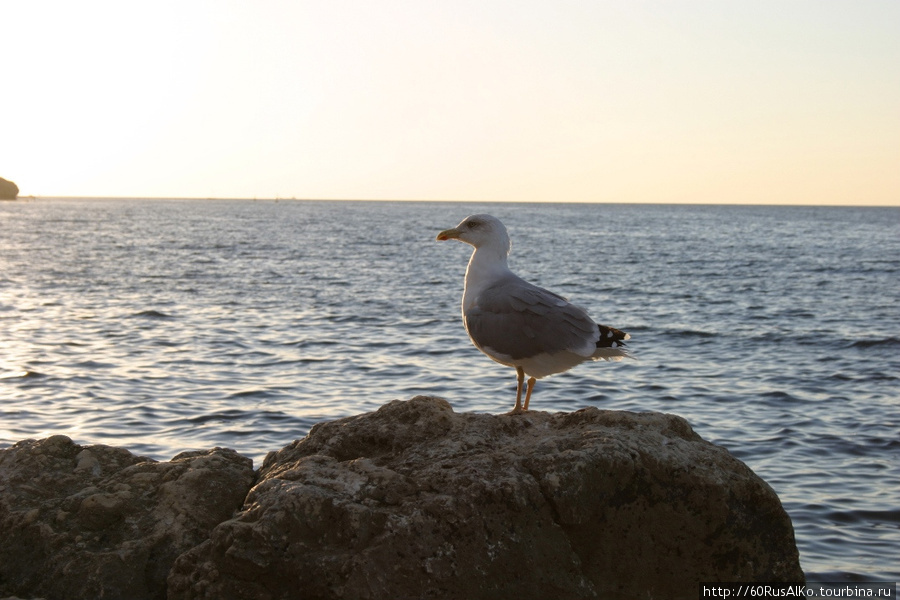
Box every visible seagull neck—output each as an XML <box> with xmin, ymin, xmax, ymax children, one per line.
<box><xmin>465</xmin><ymin>244</ymin><xmax>512</xmax><ymax>285</ymax></box>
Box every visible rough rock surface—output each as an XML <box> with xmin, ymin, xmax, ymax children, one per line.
<box><xmin>168</xmin><ymin>396</ymin><xmax>803</xmax><ymax>600</ymax></box>
<box><xmin>0</xmin><ymin>436</ymin><xmax>254</xmax><ymax>600</ymax></box>
<box><xmin>0</xmin><ymin>177</ymin><xmax>18</xmax><ymax>199</ymax></box>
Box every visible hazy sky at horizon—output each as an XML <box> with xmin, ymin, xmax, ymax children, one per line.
<box><xmin>3</xmin><ymin>1</ymin><xmax>899</xmax><ymax>205</ymax></box>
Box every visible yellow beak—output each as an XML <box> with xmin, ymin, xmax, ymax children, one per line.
<box><xmin>436</xmin><ymin>227</ymin><xmax>461</xmax><ymax>241</ymax></box>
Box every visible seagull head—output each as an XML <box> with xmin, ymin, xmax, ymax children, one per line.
<box><xmin>436</xmin><ymin>214</ymin><xmax>511</xmax><ymax>254</ymax></box>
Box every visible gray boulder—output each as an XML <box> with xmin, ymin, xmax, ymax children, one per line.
<box><xmin>0</xmin><ymin>177</ymin><xmax>18</xmax><ymax>199</ymax></box>
<box><xmin>167</xmin><ymin>396</ymin><xmax>803</xmax><ymax>599</ymax></box>
<box><xmin>0</xmin><ymin>435</ymin><xmax>254</xmax><ymax>600</ymax></box>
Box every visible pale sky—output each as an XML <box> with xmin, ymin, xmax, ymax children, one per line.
<box><xmin>3</xmin><ymin>1</ymin><xmax>899</xmax><ymax>205</ymax></box>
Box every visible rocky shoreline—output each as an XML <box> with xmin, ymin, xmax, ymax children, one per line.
<box><xmin>0</xmin><ymin>396</ymin><xmax>803</xmax><ymax>599</ymax></box>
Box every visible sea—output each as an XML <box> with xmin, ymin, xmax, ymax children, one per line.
<box><xmin>1</xmin><ymin>198</ymin><xmax>897</xmax><ymax>583</ymax></box>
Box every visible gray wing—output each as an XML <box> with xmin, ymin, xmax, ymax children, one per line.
<box><xmin>464</xmin><ymin>275</ymin><xmax>598</xmax><ymax>360</ymax></box>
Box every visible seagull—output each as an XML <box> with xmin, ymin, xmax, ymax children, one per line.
<box><xmin>436</xmin><ymin>214</ymin><xmax>632</xmax><ymax>413</ymax></box>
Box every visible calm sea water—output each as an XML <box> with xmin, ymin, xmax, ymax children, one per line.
<box><xmin>1</xmin><ymin>198</ymin><xmax>898</xmax><ymax>581</ymax></box>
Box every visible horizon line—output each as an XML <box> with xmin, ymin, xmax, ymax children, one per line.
<box><xmin>9</xmin><ymin>196</ymin><xmax>899</xmax><ymax>208</ymax></box>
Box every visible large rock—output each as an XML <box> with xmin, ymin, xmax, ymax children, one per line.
<box><xmin>168</xmin><ymin>396</ymin><xmax>803</xmax><ymax>600</ymax></box>
<box><xmin>0</xmin><ymin>177</ymin><xmax>18</xmax><ymax>199</ymax></box>
<box><xmin>0</xmin><ymin>436</ymin><xmax>254</xmax><ymax>600</ymax></box>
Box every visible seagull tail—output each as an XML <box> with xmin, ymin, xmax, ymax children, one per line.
<box><xmin>593</xmin><ymin>347</ymin><xmax>634</xmax><ymax>361</ymax></box>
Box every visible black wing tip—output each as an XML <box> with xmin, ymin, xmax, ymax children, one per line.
<box><xmin>597</xmin><ymin>325</ymin><xmax>630</xmax><ymax>349</ymax></box>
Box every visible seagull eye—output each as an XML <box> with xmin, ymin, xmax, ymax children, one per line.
<box><xmin>466</xmin><ymin>220</ymin><xmax>479</xmax><ymax>229</ymax></box>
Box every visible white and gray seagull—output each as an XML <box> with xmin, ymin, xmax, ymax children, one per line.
<box><xmin>437</xmin><ymin>214</ymin><xmax>632</xmax><ymax>413</ymax></box>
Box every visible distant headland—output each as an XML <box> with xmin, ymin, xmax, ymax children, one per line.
<box><xmin>0</xmin><ymin>177</ymin><xmax>19</xmax><ymax>200</ymax></box>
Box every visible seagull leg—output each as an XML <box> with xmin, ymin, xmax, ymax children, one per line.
<box><xmin>510</xmin><ymin>366</ymin><xmax>525</xmax><ymax>413</ymax></box>
<box><xmin>523</xmin><ymin>377</ymin><xmax>536</xmax><ymax>411</ymax></box>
